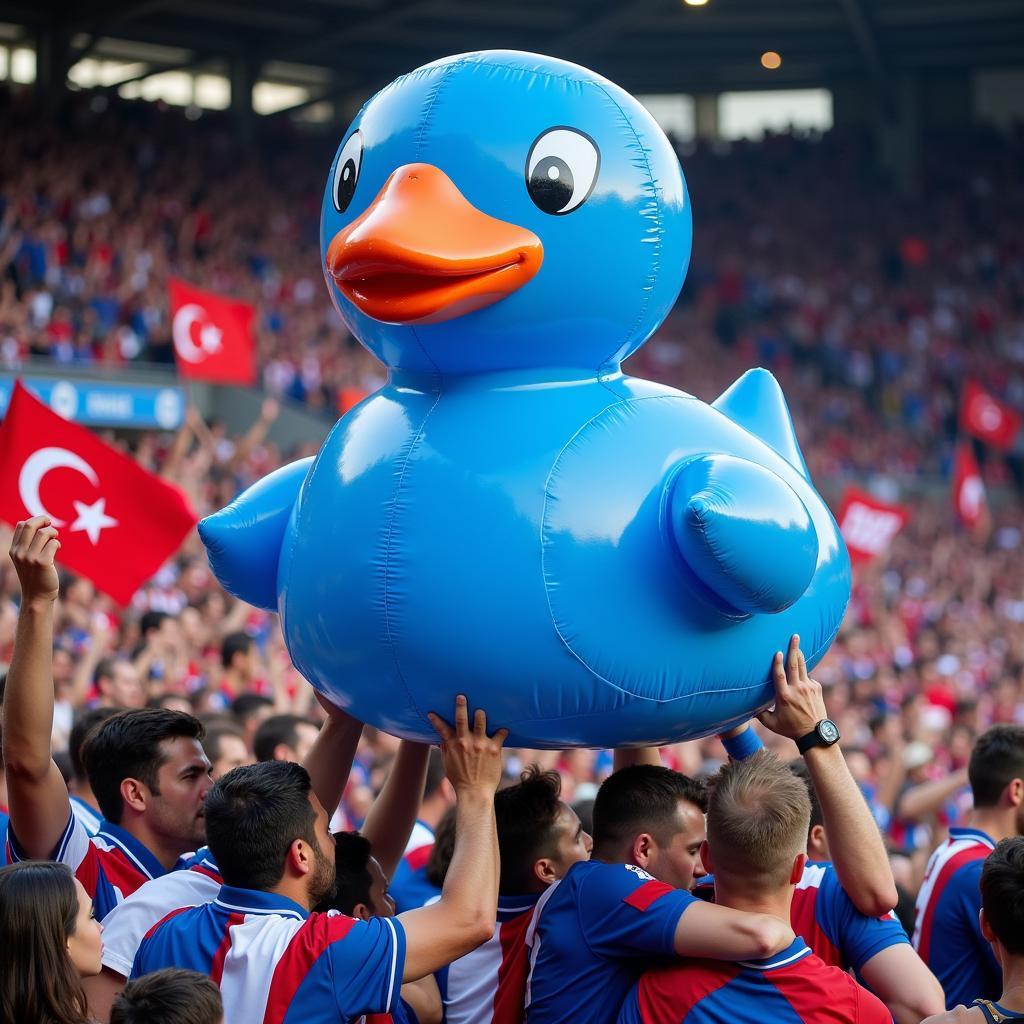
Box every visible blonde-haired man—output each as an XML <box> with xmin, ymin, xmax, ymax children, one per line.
<box><xmin>618</xmin><ymin>753</ymin><xmax>891</xmax><ymax>1024</ymax></box>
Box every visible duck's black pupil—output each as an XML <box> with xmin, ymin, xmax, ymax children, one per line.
<box><xmin>336</xmin><ymin>157</ymin><xmax>358</xmax><ymax>212</ymax></box>
<box><xmin>529</xmin><ymin>156</ymin><xmax>574</xmax><ymax>214</ymax></box>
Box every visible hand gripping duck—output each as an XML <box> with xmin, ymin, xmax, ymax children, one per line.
<box><xmin>200</xmin><ymin>51</ymin><xmax>851</xmax><ymax>748</ymax></box>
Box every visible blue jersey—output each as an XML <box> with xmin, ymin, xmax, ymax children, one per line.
<box><xmin>0</xmin><ymin>808</ymin><xmax>7</xmax><ymax>867</ymax></box>
<box><xmin>133</xmin><ymin>883</ymin><xmax>405</xmax><ymax>1023</ymax></box>
<box><xmin>525</xmin><ymin>860</ymin><xmax>694</xmax><ymax>1024</ymax></box>
<box><xmin>913</xmin><ymin>827</ymin><xmax>999</xmax><ymax>1009</ymax></box>
<box><xmin>618</xmin><ymin>938</ymin><xmax>891</xmax><ymax>1024</ymax></box>
<box><xmin>790</xmin><ymin>861</ymin><xmax>908</xmax><ymax>974</ymax></box>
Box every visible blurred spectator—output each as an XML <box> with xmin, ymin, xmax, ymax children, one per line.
<box><xmin>109</xmin><ymin>968</ymin><xmax>223</xmax><ymax>1024</ymax></box>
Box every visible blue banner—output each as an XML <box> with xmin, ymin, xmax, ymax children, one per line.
<box><xmin>0</xmin><ymin>376</ymin><xmax>185</xmax><ymax>430</ymax></box>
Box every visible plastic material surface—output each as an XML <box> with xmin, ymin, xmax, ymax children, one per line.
<box><xmin>200</xmin><ymin>51</ymin><xmax>851</xmax><ymax>748</ymax></box>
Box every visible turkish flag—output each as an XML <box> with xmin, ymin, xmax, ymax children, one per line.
<box><xmin>952</xmin><ymin>442</ymin><xmax>989</xmax><ymax>531</ymax></box>
<box><xmin>169</xmin><ymin>278</ymin><xmax>256</xmax><ymax>386</ymax></box>
<box><xmin>837</xmin><ymin>487</ymin><xmax>909</xmax><ymax>564</ymax></box>
<box><xmin>960</xmin><ymin>380</ymin><xmax>1022</xmax><ymax>451</ymax></box>
<box><xmin>0</xmin><ymin>382</ymin><xmax>197</xmax><ymax>604</ymax></box>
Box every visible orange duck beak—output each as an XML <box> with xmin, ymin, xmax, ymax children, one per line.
<box><xmin>326</xmin><ymin>163</ymin><xmax>543</xmax><ymax>325</ymax></box>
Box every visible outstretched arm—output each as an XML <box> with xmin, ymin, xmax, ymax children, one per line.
<box><xmin>398</xmin><ymin>697</ymin><xmax>506</xmax><ymax>981</ymax></box>
<box><xmin>674</xmin><ymin>900</ymin><xmax>793</xmax><ymax>960</ymax></box>
<box><xmin>859</xmin><ymin>944</ymin><xmax>946</xmax><ymax>1024</ymax></box>
<box><xmin>759</xmin><ymin>636</ymin><xmax>898</xmax><ymax>917</ymax></box>
<box><xmin>362</xmin><ymin>739</ymin><xmax>431</xmax><ymax>881</ymax></box>
<box><xmin>302</xmin><ymin>692</ymin><xmax>364</xmax><ymax>818</ymax></box>
<box><xmin>2</xmin><ymin>516</ymin><xmax>74</xmax><ymax>859</ymax></box>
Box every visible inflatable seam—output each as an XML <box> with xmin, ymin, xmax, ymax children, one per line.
<box><xmin>380</xmin><ymin>390</ymin><xmax>444</xmax><ymax>729</ymax></box>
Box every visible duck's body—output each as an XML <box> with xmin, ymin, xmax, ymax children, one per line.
<box><xmin>200</xmin><ymin>51</ymin><xmax>851</xmax><ymax>747</ymax></box>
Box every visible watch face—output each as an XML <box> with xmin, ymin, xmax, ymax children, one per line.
<box><xmin>819</xmin><ymin>720</ymin><xmax>840</xmax><ymax>744</ymax></box>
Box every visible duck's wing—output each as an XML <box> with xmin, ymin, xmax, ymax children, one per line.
<box><xmin>198</xmin><ymin>457</ymin><xmax>314</xmax><ymax>611</ymax></box>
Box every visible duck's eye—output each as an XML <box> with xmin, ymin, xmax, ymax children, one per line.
<box><xmin>526</xmin><ymin>127</ymin><xmax>600</xmax><ymax>215</ymax></box>
<box><xmin>333</xmin><ymin>131</ymin><xmax>363</xmax><ymax>214</ymax></box>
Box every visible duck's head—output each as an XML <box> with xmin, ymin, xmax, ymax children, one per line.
<box><xmin>321</xmin><ymin>50</ymin><xmax>691</xmax><ymax>377</ymax></box>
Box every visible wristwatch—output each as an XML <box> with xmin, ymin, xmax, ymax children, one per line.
<box><xmin>796</xmin><ymin>719</ymin><xmax>841</xmax><ymax>755</ymax></box>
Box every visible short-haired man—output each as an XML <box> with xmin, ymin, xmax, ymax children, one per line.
<box><xmin>253</xmin><ymin>713</ymin><xmax>320</xmax><ymax>764</ymax></box>
<box><xmin>94</xmin><ymin>658</ymin><xmax>146</xmax><ymax>710</ymax></box>
<box><xmin>201</xmin><ymin>721</ymin><xmax>253</xmax><ymax>781</ymax></box>
<box><xmin>132</xmin><ymin>698</ymin><xmax>505</xmax><ymax>1024</ymax></box>
<box><xmin>913</xmin><ymin>724</ymin><xmax>1024</xmax><ymax>1008</ymax></box>
<box><xmin>923</xmin><ymin>837</ymin><xmax>1024</xmax><ymax>1024</ymax></box>
<box><xmin>618</xmin><ymin>753</ymin><xmax>891</xmax><ymax>1024</ymax></box>
<box><xmin>3</xmin><ymin>518</ymin><xmax>213</xmax><ymax>921</ymax></box>
<box><xmin>391</xmin><ymin>748</ymin><xmax>456</xmax><ymax>912</ymax></box>
<box><xmin>438</xmin><ymin>766</ymin><xmax>592</xmax><ymax>1024</ymax></box>
<box><xmin>787</xmin><ymin>760</ymin><xmax>945</xmax><ymax>1023</ymax></box>
<box><xmin>110</xmin><ymin>968</ymin><xmax>223</xmax><ymax>1024</ymax></box>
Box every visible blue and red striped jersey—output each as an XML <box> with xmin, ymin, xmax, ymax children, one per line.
<box><xmin>525</xmin><ymin>860</ymin><xmax>695</xmax><ymax>1024</ymax></box>
<box><xmin>618</xmin><ymin>938</ymin><xmax>891</xmax><ymax>1024</ymax></box>
<box><xmin>132</xmin><ymin>883</ymin><xmax>405</xmax><ymax>1024</ymax></box>
<box><xmin>912</xmin><ymin>827</ymin><xmax>999</xmax><ymax>1009</ymax></box>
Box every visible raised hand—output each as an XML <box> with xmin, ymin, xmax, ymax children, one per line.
<box><xmin>9</xmin><ymin>515</ymin><xmax>60</xmax><ymax>607</ymax></box>
<box><xmin>427</xmin><ymin>695</ymin><xmax>508</xmax><ymax>797</ymax></box>
<box><xmin>757</xmin><ymin>634</ymin><xmax>828</xmax><ymax>741</ymax></box>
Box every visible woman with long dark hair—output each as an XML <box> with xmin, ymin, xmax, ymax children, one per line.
<box><xmin>0</xmin><ymin>860</ymin><xmax>104</xmax><ymax>1024</ymax></box>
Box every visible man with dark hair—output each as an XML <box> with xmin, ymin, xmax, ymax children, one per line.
<box><xmin>442</xmin><ymin>766</ymin><xmax>592</xmax><ymax>1024</ymax></box>
<box><xmin>924</xmin><ymin>837</ymin><xmax>1024</xmax><ymax>1023</ymax></box>
<box><xmin>392</xmin><ymin>747</ymin><xmax>457</xmax><ymax>912</ymax></box>
<box><xmin>913</xmin><ymin>724</ymin><xmax>1024</xmax><ymax>1008</ymax></box>
<box><xmin>253</xmin><ymin>712</ymin><xmax>320</xmax><ymax>764</ymax></box>
<box><xmin>618</xmin><ymin>754</ymin><xmax>890</xmax><ymax>1024</ymax></box>
<box><xmin>230</xmin><ymin>692</ymin><xmax>274</xmax><ymax>750</ymax></box>
<box><xmin>94</xmin><ymin>657</ymin><xmax>146</xmax><ymax>710</ymax></box>
<box><xmin>219</xmin><ymin>630</ymin><xmax>259</xmax><ymax>702</ymax></box>
<box><xmin>201</xmin><ymin>720</ymin><xmax>253</xmax><ymax>780</ymax></box>
<box><xmin>110</xmin><ymin>968</ymin><xmax>223</xmax><ymax>1024</ymax></box>
<box><xmin>132</xmin><ymin>698</ymin><xmax>505</xmax><ymax>1024</ymax></box>
<box><xmin>3</xmin><ymin>517</ymin><xmax>213</xmax><ymax>922</ymax></box>
<box><xmin>68</xmin><ymin>706</ymin><xmax>120</xmax><ymax>834</ymax></box>
<box><xmin>786</xmin><ymin>760</ymin><xmax>945</xmax><ymax>1023</ymax></box>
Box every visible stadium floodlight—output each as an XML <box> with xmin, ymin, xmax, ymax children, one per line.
<box><xmin>683</xmin><ymin>0</ymin><xmax>709</xmax><ymax>6</ymax></box>
<box><xmin>760</xmin><ymin>51</ymin><xmax>782</xmax><ymax>69</ymax></box>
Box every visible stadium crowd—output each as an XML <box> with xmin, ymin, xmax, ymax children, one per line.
<box><xmin>2</xmin><ymin>83</ymin><xmax>1024</xmax><ymax>1024</ymax></box>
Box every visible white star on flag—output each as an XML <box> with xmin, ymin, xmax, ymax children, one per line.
<box><xmin>69</xmin><ymin>497</ymin><xmax>118</xmax><ymax>545</ymax></box>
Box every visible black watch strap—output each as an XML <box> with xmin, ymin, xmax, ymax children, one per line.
<box><xmin>797</xmin><ymin>720</ymin><xmax>839</xmax><ymax>755</ymax></box>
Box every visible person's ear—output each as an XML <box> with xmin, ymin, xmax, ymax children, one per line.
<box><xmin>1006</xmin><ymin>778</ymin><xmax>1024</xmax><ymax>808</ymax></box>
<box><xmin>273</xmin><ymin>743</ymin><xmax>295</xmax><ymax>763</ymax></box>
<box><xmin>440</xmin><ymin>778</ymin><xmax>456</xmax><ymax>805</ymax></box>
<box><xmin>980</xmin><ymin>907</ymin><xmax>996</xmax><ymax>943</ymax></box>
<box><xmin>699</xmin><ymin>839</ymin><xmax>714</xmax><ymax>876</ymax></box>
<box><xmin>119</xmin><ymin>777</ymin><xmax>149</xmax><ymax>815</ymax></box>
<box><xmin>285</xmin><ymin>837</ymin><xmax>313</xmax><ymax>878</ymax></box>
<box><xmin>808</xmin><ymin>824</ymin><xmax>828</xmax><ymax>857</ymax></box>
<box><xmin>790</xmin><ymin>851</ymin><xmax>807</xmax><ymax>885</ymax></box>
<box><xmin>352</xmin><ymin>902</ymin><xmax>373</xmax><ymax>922</ymax></box>
<box><xmin>534</xmin><ymin>856</ymin><xmax>558</xmax><ymax>886</ymax></box>
<box><xmin>632</xmin><ymin>833</ymin><xmax>654</xmax><ymax>869</ymax></box>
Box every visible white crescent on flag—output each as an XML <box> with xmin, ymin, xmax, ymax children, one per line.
<box><xmin>17</xmin><ymin>446</ymin><xmax>118</xmax><ymax>545</ymax></box>
<box><xmin>173</xmin><ymin>303</ymin><xmax>223</xmax><ymax>363</ymax></box>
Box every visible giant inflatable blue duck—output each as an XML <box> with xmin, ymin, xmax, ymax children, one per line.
<box><xmin>200</xmin><ymin>50</ymin><xmax>851</xmax><ymax>748</ymax></box>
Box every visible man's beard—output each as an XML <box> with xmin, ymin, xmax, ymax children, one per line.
<box><xmin>310</xmin><ymin>846</ymin><xmax>337</xmax><ymax>906</ymax></box>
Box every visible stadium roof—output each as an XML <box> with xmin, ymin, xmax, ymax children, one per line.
<box><xmin>2</xmin><ymin>0</ymin><xmax>1023</xmax><ymax>106</ymax></box>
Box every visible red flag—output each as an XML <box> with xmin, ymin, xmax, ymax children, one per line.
<box><xmin>0</xmin><ymin>382</ymin><xmax>197</xmax><ymax>604</ymax></box>
<box><xmin>952</xmin><ymin>442</ymin><xmax>989</xmax><ymax>531</ymax></box>
<box><xmin>837</xmin><ymin>487</ymin><xmax>909</xmax><ymax>564</ymax></box>
<box><xmin>169</xmin><ymin>277</ymin><xmax>256</xmax><ymax>386</ymax></box>
<box><xmin>960</xmin><ymin>380</ymin><xmax>1022</xmax><ymax>451</ymax></box>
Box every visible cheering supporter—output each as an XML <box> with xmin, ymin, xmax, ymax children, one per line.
<box><xmin>616</xmin><ymin>753</ymin><xmax>891</xmax><ymax>1024</ymax></box>
<box><xmin>913</xmin><ymin>725</ymin><xmax>1024</xmax><ymax>1009</ymax></box>
<box><xmin>199</xmin><ymin>720</ymin><xmax>253</xmax><ymax>780</ymax></box>
<box><xmin>253</xmin><ymin>712</ymin><xmax>320</xmax><ymax>764</ymax></box>
<box><xmin>391</xmin><ymin>748</ymin><xmax>456</xmax><ymax>913</ymax></box>
<box><xmin>441</xmin><ymin>766</ymin><xmax>592</xmax><ymax>1024</ymax></box>
<box><xmin>109</xmin><ymin>969</ymin><xmax>223</xmax><ymax>1024</ymax></box>
<box><xmin>3</xmin><ymin>518</ymin><xmax>212</xmax><ymax>917</ymax></box>
<box><xmin>321</xmin><ymin>831</ymin><xmax>443</xmax><ymax>1024</ymax></box>
<box><xmin>923</xmin><ymin>837</ymin><xmax>1024</xmax><ymax>1024</ymax></box>
<box><xmin>130</xmin><ymin>697</ymin><xmax>504</xmax><ymax>1024</ymax></box>
<box><xmin>787</xmin><ymin>759</ymin><xmax>945</xmax><ymax>1022</ymax></box>
<box><xmin>0</xmin><ymin>860</ymin><xmax>104</xmax><ymax>1024</ymax></box>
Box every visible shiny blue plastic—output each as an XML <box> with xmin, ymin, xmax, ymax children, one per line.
<box><xmin>200</xmin><ymin>51</ymin><xmax>851</xmax><ymax>748</ymax></box>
